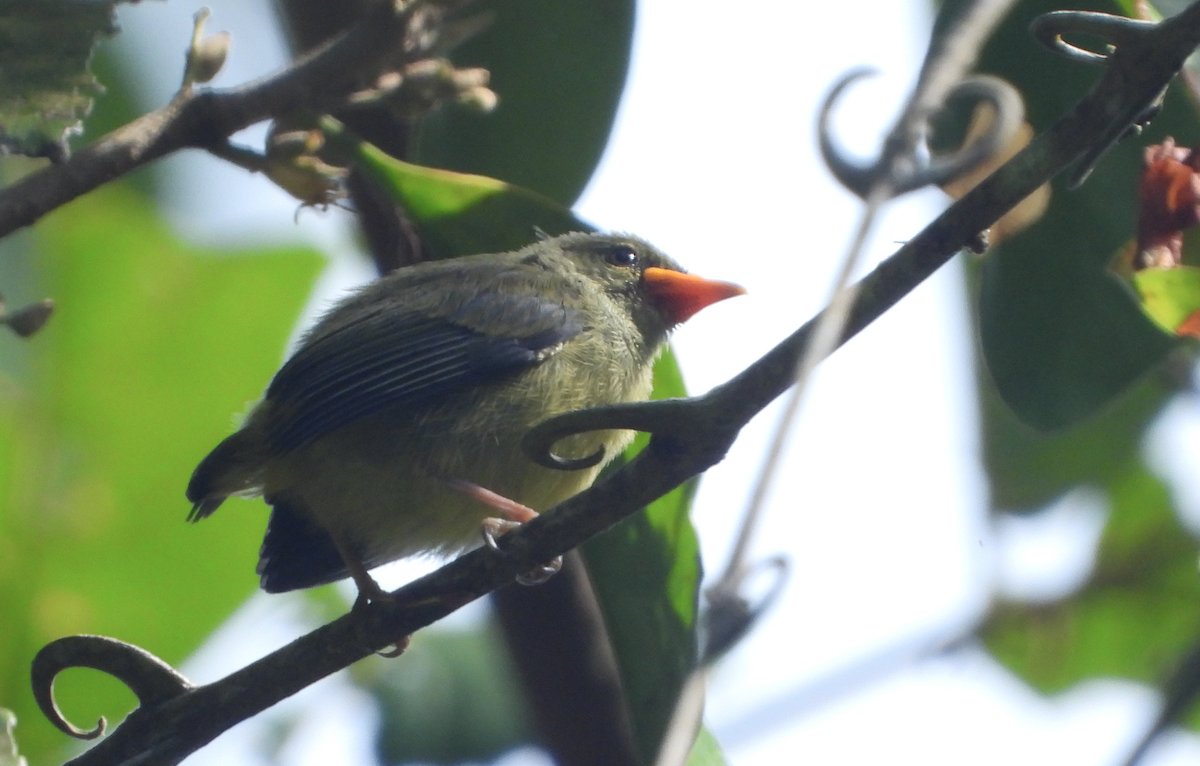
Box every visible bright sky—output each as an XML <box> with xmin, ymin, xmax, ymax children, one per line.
<box><xmin>110</xmin><ymin>1</ymin><xmax>1200</xmax><ymax>765</ymax></box>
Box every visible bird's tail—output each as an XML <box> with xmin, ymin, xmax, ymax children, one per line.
<box><xmin>257</xmin><ymin>496</ymin><xmax>349</xmax><ymax>592</ymax></box>
<box><xmin>186</xmin><ymin>428</ymin><xmax>266</xmax><ymax>522</ymax></box>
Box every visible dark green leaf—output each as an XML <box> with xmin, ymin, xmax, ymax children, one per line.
<box><xmin>409</xmin><ymin>0</ymin><xmax>634</xmax><ymax>205</ymax></box>
<box><xmin>960</xmin><ymin>0</ymin><xmax>1184</xmax><ymax>429</ymax></box>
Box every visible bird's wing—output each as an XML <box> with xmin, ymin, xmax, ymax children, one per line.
<box><xmin>264</xmin><ymin>290</ymin><xmax>584</xmax><ymax>452</ymax></box>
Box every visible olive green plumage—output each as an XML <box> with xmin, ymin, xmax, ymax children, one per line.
<box><xmin>187</xmin><ymin>233</ymin><xmax>697</xmax><ymax>593</ymax></box>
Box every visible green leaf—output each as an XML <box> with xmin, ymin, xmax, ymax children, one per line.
<box><xmin>955</xmin><ymin>0</ymin><xmax>1185</xmax><ymax>429</ymax></box>
<box><xmin>0</xmin><ymin>2</ymin><xmax>126</xmax><ymax>159</ymax></box>
<box><xmin>686</xmin><ymin>726</ymin><xmax>730</xmax><ymax>766</ymax></box>
<box><xmin>1132</xmin><ymin>266</ymin><xmax>1200</xmax><ymax>333</ymax></box>
<box><xmin>982</xmin><ymin>461</ymin><xmax>1200</xmax><ymax>692</ymax></box>
<box><xmin>0</xmin><ymin>184</ymin><xmax>322</xmax><ymax>763</ymax></box>
<box><xmin>1110</xmin><ymin>0</ymin><xmax>1162</xmax><ymax>17</ymax></box>
<box><xmin>409</xmin><ymin>0</ymin><xmax>634</xmax><ymax>205</ymax></box>
<box><xmin>348</xmin><ymin>139</ymin><xmax>590</xmax><ymax>259</ymax></box>
<box><xmin>582</xmin><ymin>351</ymin><xmax>702</xmax><ymax>765</ymax></box>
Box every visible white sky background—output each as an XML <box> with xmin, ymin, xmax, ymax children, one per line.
<box><xmin>107</xmin><ymin>1</ymin><xmax>1200</xmax><ymax>765</ymax></box>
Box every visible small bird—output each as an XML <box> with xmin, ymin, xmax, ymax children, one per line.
<box><xmin>186</xmin><ymin>233</ymin><xmax>744</xmax><ymax>601</ymax></box>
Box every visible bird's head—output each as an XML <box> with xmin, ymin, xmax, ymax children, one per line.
<box><xmin>547</xmin><ymin>233</ymin><xmax>745</xmax><ymax>343</ymax></box>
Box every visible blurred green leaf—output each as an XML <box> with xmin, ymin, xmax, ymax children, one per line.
<box><xmin>365</xmin><ymin>625</ymin><xmax>534</xmax><ymax>765</ymax></box>
<box><xmin>955</xmin><ymin>0</ymin><xmax>1200</xmax><ymax>734</ymax></box>
<box><xmin>956</xmin><ymin>0</ymin><xmax>1185</xmax><ymax>430</ymax></box>
<box><xmin>1133</xmin><ymin>266</ymin><xmax>1200</xmax><ymax>333</ymax></box>
<box><xmin>686</xmin><ymin>726</ymin><xmax>730</xmax><ymax>766</ymax></box>
<box><xmin>0</xmin><ymin>3</ymin><xmax>123</xmax><ymax>159</ymax></box>
<box><xmin>983</xmin><ymin>461</ymin><xmax>1200</xmax><ymax>692</ymax></box>
<box><xmin>410</xmin><ymin>0</ymin><xmax>634</xmax><ymax>205</ymax></box>
<box><xmin>0</xmin><ymin>184</ymin><xmax>322</xmax><ymax>762</ymax></box>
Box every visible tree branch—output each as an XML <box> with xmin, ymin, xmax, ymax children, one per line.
<box><xmin>0</xmin><ymin>0</ymin><xmax>430</xmax><ymax>237</ymax></box>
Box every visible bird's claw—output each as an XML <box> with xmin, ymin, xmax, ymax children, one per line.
<box><xmin>515</xmin><ymin>556</ymin><xmax>562</xmax><ymax>585</ymax></box>
<box><xmin>376</xmin><ymin>635</ymin><xmax>411</xmax><ymax>658</ymax></box>
<box><xmin>481</xmin><ymin>517</ymin><xmax>562</xmax><ymax>585</ymax></box>
<box><xmin>481</xmin><ymin>517</ymin><xmax>520</xmax><ymax>550</ymax></box>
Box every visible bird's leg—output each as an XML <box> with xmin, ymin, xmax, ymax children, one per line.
<box><xmin>442</xmin><ymin>477</ymin><xmax>563</xmax><ymax>585</ymax></box>
<box><xmin>329</xmin><ymin>532</ymin><xmax>390</xmax><ymax>604</ymax></box>
<box><xmin>329</xmin><ymin>532</ymin><xmax>410</xmax><ymax>657</ymax></box>
<box><xmin>446</xmin><ymin>477</ymin><xmax>539</xmax><ymax>522</ymax></box>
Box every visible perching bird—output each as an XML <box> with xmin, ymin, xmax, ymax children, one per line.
<box><xmin>186</xmin><ymin>232</ymin><xmax>744</xmax><ymax>600</ymax></box>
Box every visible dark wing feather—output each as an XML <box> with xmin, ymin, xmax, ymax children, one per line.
<box><xmin>265</xmin><ymin>292</ymin><xmax>583</xmax><ymax>452</ymax></box>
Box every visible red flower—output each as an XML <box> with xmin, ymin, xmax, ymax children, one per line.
<box><xmin>1136</xmin><ymin>137</ymin><xmax>1200</xmax><ymax>269</ymax></box>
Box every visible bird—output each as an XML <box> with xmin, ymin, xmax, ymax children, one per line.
<box><xmin>186</xmin><ymin>232</ymin><xmax>745</xmax><ymax>601</ymax></box>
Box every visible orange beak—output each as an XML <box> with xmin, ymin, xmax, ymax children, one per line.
<box><xmin>642</xmin><ymin>267</ymin><xmax>747</xmax><ymax>324</ymax></box>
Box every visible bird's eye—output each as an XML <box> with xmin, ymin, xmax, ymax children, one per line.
<box><xmin>604</xmin><ymin>245</ymin><xmax>639</xmax><ymax>268</ymax></box>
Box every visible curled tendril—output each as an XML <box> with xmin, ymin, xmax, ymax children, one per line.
<box><xmin>701</xmin><ymin>554</ymin><xmax>790</xmax><ymax>665</ymax></box>
<box><xmin>31</xmin><ymin>635</ymin><xmax>192</xmax><ymax>740</ymax></box>
<box><xmin>521</xmin><ymin>398</ymin><xmax>694</xmax><ymax>471</ymax></box>
<box><xmin>1031</xmin><ymin>10</ymin><xmax>1174</xmax><ymax>188</ymax></box>
<box><xmin>923</xmin><ymin>75</ymin><xmax>1025</xmax><ymax>186</ymax></box>
<box><xmin>1031</xmin><ymin>11</ymin><xmax>1157</xmax><ymax>65</ymax></box>
<box><xmin>816</xmin><ymin>67</ymin><xmax>882</xmax><ymax>198</ymax></box>
<box><xmin>818</xmin><ymin>70</ymin><xmax>1024</xmax><ymax>199</ymax></box>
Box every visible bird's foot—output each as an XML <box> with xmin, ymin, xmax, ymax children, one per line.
<box><xmin>333</xmin><ymin>537</ymin><xmax>411</xmax><ymax>657</ymax></box>
<box><xmin>444</xmin><ymin>477</ymin><xmax>561</xmax><ymax>585</ymax></box>
<box><xmin>481</xmin><ymin>517</ymin><xmax>563</xmax><ymax>585</ymax></box>
<box><xmin>333</xmin><ymin>535</ymin><xmax>392</xmax><ymax>608</ymax></box>
<box><xmin>348</xmin><ymin>581</ymin><xmax>412</xmax><ymax>658</ymax></box>
<box><xmin>350</xmin><ymin>578</ymin><xmax>393</xmax><ymax>609</ymax></box>
<box><xmin>480</xmin><ymin>516</ymin><xmax>521</xmax><ymax>547</ymax></box>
